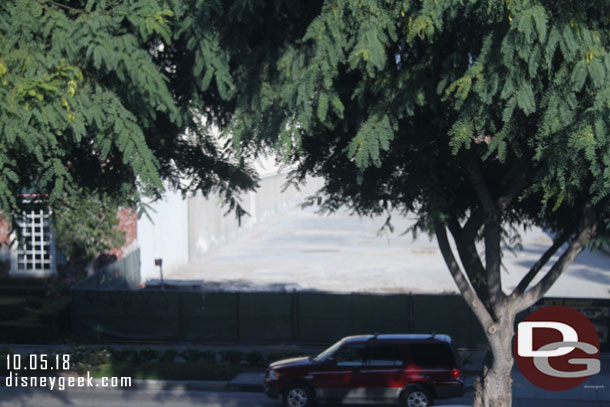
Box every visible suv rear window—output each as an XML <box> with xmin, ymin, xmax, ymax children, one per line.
<box><xmin>409</xmin><ymin>343</ymin><xmax>456</xmax><ymax>367</ymax></box>
<box><xmin>363</xmin><ymin>344</ymin><xmax>403</xmax><ymax>366</ymax></box>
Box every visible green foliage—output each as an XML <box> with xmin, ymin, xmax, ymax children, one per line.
<box><xmin>347</xmin><ymin>114</ymin><xmax>396</xmax><ymax>168</ymax></box>
<box><xmin>51</xmin><ymin>188</ymin><xmax>125</xmax><ymax>263</ymax></box>
<box><xmin>90</xmin><ymin>360</ymin><xmax>240</xmax><ymax>381</ymax></box>
<box><xmin>138</xmin><ymin>348</ymin><xmax>160</xmax><ymax>361</ymax></box>
<box><xmin>219</xmin><ymin>350</ymin><xmax>242</xmax><ymax>364</ymax></box>
<box><xmin>178</xmin><ymin>348</ymin><xmax>216</xmax><ymax>362</ymax></box>
<box><xmin>245</xmin><ymin>350</ymin><xmax>265</xmax><ymax>366</ymax></box>
<box><xmin>0</xmin><ymin>0</ymin><xmax>257</xmax><ymax>231</ymax></box>
<box><xmin>73</xmin><ymin>347</ymin><xmax>112</xmax><ymax>371</ymax></box>
<box><xmin>2</xmin><ymin>0</ymin><xmax>608</xmax><ymax>271</ymax></box>
<box><xmin>110</xmin><ymin>347</ymin><xmax>140</xmax><ymax>364</ymax></box>
<box><xmin>222</xmin><ymin>0</ymin><xmax>609</xmax><ymax>243</ymax></box>
<box><xmin>159</xmin><ymin>349</ymin><xmax>178</xmax><ymax>362</ymax></box>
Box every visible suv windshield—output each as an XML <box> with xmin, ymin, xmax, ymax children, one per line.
<box><xmin>313</xmin><ymin>339</ymin><xmax>343</xmax><ymax>362</ymax></box>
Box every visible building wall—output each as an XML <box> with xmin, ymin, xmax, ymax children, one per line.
<box><xmin>108</xmin><ymin>208</ymin><xmax>138</xmax><ymax>260</ymax></box>
<box><xmin>137</xmin><ymin>174</ymin><xmax>323</xmax><ymax>283</ymax></box>
<box><xmin>0</xmin><ymin>216</ymin><xmax>10</xmax><ymax>278</ymax></box>
<box><xmin>0</xmin><ymin>173</ymin><xmax>321</xmax><ymax>281</ymax></box>
<box><xmin>137</xmin><ymin>187</ymin><xmax>190</xmax><ymax>282</ymax></box>
<box><xmin>187</xmin><ymin>174</ymin><xmax>323</xmax><ymax>262</ymax></box>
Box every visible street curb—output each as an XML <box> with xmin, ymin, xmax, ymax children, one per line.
<box><xmin>225</xmin><ymin>383</ymin><xmax>264</xmax><ymax>392</ymax></box>
<box><xmin>132</xmin><ymin>379</ymin><xmax>229</xmax><ymax>392</ymax></box>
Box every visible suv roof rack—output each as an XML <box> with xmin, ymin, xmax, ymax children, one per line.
<box><xmin>346</xmin><ymin>333</ymin><xmax>453</xmax><ymax>343</ymax></box>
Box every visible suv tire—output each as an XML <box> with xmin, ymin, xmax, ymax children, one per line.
<box><xmin>283</xmin><ymin>383</ymin><xmax>314</xmax><ymax>407</ymax></box>
<box><xmin>403</xmin><ymin>386</ymin><xmax>433</xmax><ymax>407</ymax></box>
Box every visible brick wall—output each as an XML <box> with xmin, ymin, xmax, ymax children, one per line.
<box><xmin>108</xmin><ymin>208</ymin><xmax>138</xmax><ymax>260</ymax></box>
<box><xmin>0</xmin><ymin>216</ymin><xmax>9</xmax><ymax>278</ymax></box>
<box><xmin>0</xmin><ymin>215</ymin><xmax>10</xmax><ymax>247</ymax></box>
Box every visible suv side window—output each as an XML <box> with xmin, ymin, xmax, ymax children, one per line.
<box><xmin>363</xmin><ymin>344</ymin><xmax>403</xmax><ymax>366</ymax></box>
<box><xmin>334</xmin><ymin>344</ymin><xmax>365</xmax><ymax>366</ymax></box>
<box><xmin>409</xmin><ymin>343</ymin><xmax>456</xmax><ymax>367</ymax></box>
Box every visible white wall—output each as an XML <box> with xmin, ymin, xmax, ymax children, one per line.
<box><xmin>187</xmin><ymin>174</ymin><xmax>323</xmax><ymax>261</ymax></box>
<box><xmin>138</xmin><ymin>174</ymin><xmax>323</xmax><ymax>283</ymax></box>
<box><xmin>137</xmin><ymin>187</ymin><xmax>190</xmax><ymax>282</ymax></box>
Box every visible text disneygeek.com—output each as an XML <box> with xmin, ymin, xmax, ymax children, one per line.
<box><xmin>4</xmin><ymin>372</ymin><xmax>132</xmax><ymax>391</ymax></box>
<box><xmin>4</xmin><ymin>354</ymin><xmax>131</xmax><ymax>391</ymax></box>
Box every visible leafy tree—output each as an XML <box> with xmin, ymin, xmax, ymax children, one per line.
<box><xmin>0</xmin><ymin>0</ymin><xmax>257</xmax><ymax>230</ymax></box>
<box><xmin>216</xmin><ymin>1</ymin><xmax>610</xmax><ymax>406</ymax></box>
<box><xmin>52</xmin><ymin>188</ymin><xmax>125</xmax><ymax>277</ymax></box>
<box><xmin>3</xmin><ymin>4</ymin><xmax>609</xmax><ymax>406</ymax></box>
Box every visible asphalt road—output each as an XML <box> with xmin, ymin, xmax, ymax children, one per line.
<box><xmin>1</xmin><ymin>387</ymin><xmax>276</xmax><ymax>407</ymax></box>
<box><xmin>1</xmin><ymin>387</ymin><xmax>610</xmax><ymax>407</ymax></box>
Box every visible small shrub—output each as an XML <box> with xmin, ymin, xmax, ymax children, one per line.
<box><xmin>75</xmin><ymin>348</ymin><xmax>111</xmax><ymax>367</ymax></box>
<box><xmin>71</xmin><ymin>348</ymin><xmax>112</xmax><ymax>374</ymax></box>
<box><xmin>111</xmin><ymin>348</ymin><xmax>129</xmax><ymax>362</ymax></box>
<box><xmin>111</xmin><ymin>348</ymin><xmax>140</xmax><ymax>364</ymax></box>
<box><xmin>219</xmin><ymin>350</ymin><xmax>242</xmax><ymax>364</ymax></box>
<box><xmin>199</xmin><ymin>350</ymin><xmax>217</xmax><ymax>362</ymax></box>
<box><xmin>160</xmin><ymin>349</ymin><xmax>178</xmax><ymax>362</ymax></box>
<box><xmin>245</xmin><ymin>350</ymin><xmax>265</xmax><ymax>367</ymax></box>
<box><xmin>126</xmin><ymin>349</ymin><xmax>141</xmax><ymax>364</ymax></box>
<box><xmin>71</xmin><ymin>346</ymin><xmax>87</xmax><ymax>361</ymax></box>
<box><xmin>181</xmin><ymin>349</ymin><xmax>202</xmax><ymax>362</ymax></box>
<box><xmin>139</xmin><ymin>348</ymin><xmax>160</xmax><ymax>362</ymax></box>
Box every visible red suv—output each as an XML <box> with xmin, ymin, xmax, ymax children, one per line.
<box><xmin>264</xmin><ymin>334</ymin><xmax>463</xmax><ymax>407</ymax></box>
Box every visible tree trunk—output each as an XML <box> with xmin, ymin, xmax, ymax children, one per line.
<box><xmin>473</xmin><ymin>312</ymin><xmax>515</xmax><ymax>407</ymax></box>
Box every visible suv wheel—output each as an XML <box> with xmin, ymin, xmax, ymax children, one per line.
<box><xmin>404</xmin><ymin>386</ymin><xmax>433</xmax><ymax>407</ymax></box>
<box><xmin>283</xmin><ymin>383</ymin><xmax>313</xmax><ymax>407</ymax></box>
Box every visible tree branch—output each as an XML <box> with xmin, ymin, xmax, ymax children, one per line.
<box><xmin>435</xmin><ymin>222</ymin><xmax>494</xmax><ymax>329</ymax></box>
<box><xmin>447</xmin><ymin>214</ymin><xmax>489</xmax><ymax>305</ymax></box>
<box><xmin>45</xmin><ymin>1</ymin><xmax>89</xmax><ymax>15</ymax></box>
<box><xmin>515</xmin><ymin>206</ymin><xmax>598</xmax><ymax>311</ymax></box>
<box><xmin>484</xmin><ymin>216</ymin><xmax>506</xmax><ymax>311</ymax></box>
<box><xmin>511</xmin><ymin>230</ymin><xmax>571</xmax><ymax>297</ymax></box>
<box><xmin>465</xmin><ymin>158</ymin><xmax>528</xmax><ymax>313</ymax></box>
<box><xmin>465</xmin><ymin>160</ymin><xmax>496</xmax><ymax>215</ymax></box>
<box><xmin>461</xmin><ymin>209</ymin><xmax>485</xmax><ymax>241</ymax></box>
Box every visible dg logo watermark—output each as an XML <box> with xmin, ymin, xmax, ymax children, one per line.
<box><xmin>513</xmin><ymin>305</ymin><xmax>601</xmax><ymax>391</ymax></box>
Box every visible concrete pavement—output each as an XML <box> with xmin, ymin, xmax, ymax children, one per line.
<box><xmin>163</xmin><ymin>205</ymin><xmax>610</xmax><ymax>299</ymax></box>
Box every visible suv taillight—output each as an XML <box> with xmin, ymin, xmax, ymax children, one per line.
<box><xmin>451</xmin><ymin>368</ymin><xmax>461</xmax><ymax>379</ymax></box>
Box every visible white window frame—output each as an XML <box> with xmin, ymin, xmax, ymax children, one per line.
<box><xmin>10</xmin><ymin>207</ymin><xmax>56</xmax><ymax>277</ymax></box>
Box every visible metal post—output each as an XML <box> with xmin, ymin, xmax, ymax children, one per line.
<box><xmin>154</xmin><ymin>258</ymin><xmax>164</xmax><ymax>289</ymax></box>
